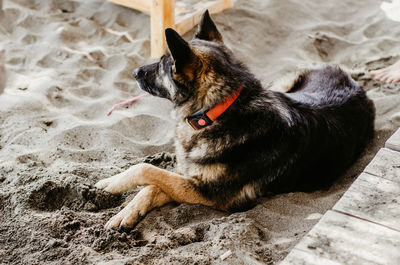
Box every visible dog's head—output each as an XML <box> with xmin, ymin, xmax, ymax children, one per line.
<box><xmin>133</xmin><ymin>10</ymin><xmax>248</xmax><ymax>111</ymax></box>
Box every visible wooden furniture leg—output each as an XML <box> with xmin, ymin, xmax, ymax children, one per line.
<box><xmin>151</xmin><ymin>0</ymin><xmax>175</xmax><ymax>58</ymax></box>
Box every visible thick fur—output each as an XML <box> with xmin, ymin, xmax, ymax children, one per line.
<box><xmin>96</xmin><ymin>11</ymin><xmax>375</xmax><ymax>229</ymax></box>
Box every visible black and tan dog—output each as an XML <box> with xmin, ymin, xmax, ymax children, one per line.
<box><xmin>96</xmin><ymin>11</ymin><xmax>375</xmax><ymax>230</ymax></box>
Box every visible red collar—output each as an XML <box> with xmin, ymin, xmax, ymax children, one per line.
<box><xmin>188</xmin><ymin>86</ymin><xmax>243</xmax><ymax>130</ymax></box>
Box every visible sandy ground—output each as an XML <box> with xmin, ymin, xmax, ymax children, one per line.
<box><xmin>0</xmin><ymin>0</ymin><xmax>400</xmax><ymax>264</ymax></box>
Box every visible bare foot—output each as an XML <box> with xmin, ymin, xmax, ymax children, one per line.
<box><xmin>370</xmin><ymin>60</ymin><xmax>400</xmax><ymax>84</ymax></box>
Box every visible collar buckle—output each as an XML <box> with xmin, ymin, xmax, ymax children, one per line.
<box><xmin>188</xmin><ymin>110</ymin><xmax>213</xmax><ymax>130</ymax></box>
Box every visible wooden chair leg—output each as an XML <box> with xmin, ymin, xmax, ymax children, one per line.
<box><xmin>151</xmin><ymin>0</ymin><xmax>175</xmax><ymax>58</ymax></box>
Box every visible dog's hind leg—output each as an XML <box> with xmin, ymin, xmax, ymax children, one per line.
<box><xmin>269</xmin><ymin>71</ymin><xmax>308</xmax><ymax>93</ymax></box>
<box><xmin>96</xmin><ymin>163</ymin><xmax>215</xmax><ymax>229</ymax></box>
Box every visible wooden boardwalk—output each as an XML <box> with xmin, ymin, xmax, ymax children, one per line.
<box><xmin>281</xmin><ymin>128</ymin><xmax>400</xmax><ymax>265</ymax></box>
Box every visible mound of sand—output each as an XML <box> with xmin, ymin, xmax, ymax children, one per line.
<box><xmin>0</xmin><ymin>0</ymin><xmax>399</xmax><ymax>264</ymax></box>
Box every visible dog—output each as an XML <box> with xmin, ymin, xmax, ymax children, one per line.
<box><xmin>95</xmin><ymin>10</ymin><xmax>375</xmax><ymax>230</ymax></box>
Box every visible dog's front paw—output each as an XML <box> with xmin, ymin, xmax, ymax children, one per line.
<box><xmin>95</xmin><ymin>177</ymin><xmax>113</xmax><ymax>190</ymax></box>
<box><xmin>95</xmin><ymin>163</ymin><xmax>150</xmax><ymax>194</ymax></box>
<box><xmin>105</xmin><ymin>204</ymin><xmax>143</xmax><ymax>230</ymax></box>
<box><xmin>95</xmin><ymin>172</ymin><xmax>130</xmax><ymax>194</ymax></box>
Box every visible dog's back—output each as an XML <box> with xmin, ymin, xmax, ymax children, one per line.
<box><xmin>269</xmin><ymin>65</ymin><xmax>375</xmax><ymax>192</ymax></box>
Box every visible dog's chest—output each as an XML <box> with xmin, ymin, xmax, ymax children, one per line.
<box><xmin>174</xmin><ymin>121</ymin><xmax>224</xmax><ymax>177</ymax></box>
<box><xmin>175</xmin><ymin>123</ymin><xmax>203</xmax><ymax>167</ymax></box>
<box><xmin>174</xmin><ymin>139</ymin><xmax>227</xmax><ymax>182</ymax></box>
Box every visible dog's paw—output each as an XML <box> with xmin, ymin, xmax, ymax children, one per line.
<box><xmin>95</xmin><ymin>177</ymin><xmax>113</xmax><ymax>190</ymax></box>
<box><xmin>95</xmin><ymin>164</ymin><xmax>149</xmax><ymax>194</ymax></box>
<box><xmin>105</xmin><ymin>204</ymin><xmax>142</xmax><ymax>230</ymax></box>
<box><xmin>95</xmin><ymin>172</ymin><xmax>129</xmax><ymax>194</ymax></box>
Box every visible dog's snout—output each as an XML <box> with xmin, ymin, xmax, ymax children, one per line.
<box><xmin>133</xmin><ymin>68</ymin><xmax>143</xmax><ymax>79</ymax></box>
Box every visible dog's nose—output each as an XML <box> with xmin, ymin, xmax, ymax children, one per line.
<box><xmin>133</xmin><ymin>68</ymin><xmax>143</xmax><ymax>79</ymax></box>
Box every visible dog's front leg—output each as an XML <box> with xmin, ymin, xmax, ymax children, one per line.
<box><xmin>105</xmin><ymin>185</ymin><xmax>172</xmax><ymax>230</ymax></box>
<box><xmin>96</xmin><ymin>163</ymin><xmax>215</xmax><ymax>229</ymax></box>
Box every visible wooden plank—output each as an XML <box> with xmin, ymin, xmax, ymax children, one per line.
<box><xmin>282</xmin><ymin>129</ymin><xmax>400</xmax><ymax>264</ymax></box>
<box><xmin>151</xmin><ymin>0</ymin><xmax>175</xmax><ymax>58</ymax></box>
<box><xmin>281</xmin><ymin>248</ymin><xmax>341</xmax><ymax>265</ymax></box>
<box><xmin>385</xmin><ymin>128</ymin><xmax>400</xmax><ymax>152</ymax></box>
<box><xmin>174</xmin><ymin>0</ymin><xmax>232</xmax><ymax>35</ymax></box>
<box><xmin>108</xmin><ymin>0</ymin><xmax>151</xmax><ymax>13</ymax></box>
<box><xmin>291</xmin><ymin>210</ymin><xmax>400</xmax><ymax>265</ymax></box>
<box><xmin>333</xmin><ymin>172</ymin><xmax>400</xmax><ymax>231</ymax></box>
<box><xmin>363</xmin><ymin>148</ymin><xmax>400</xmax><ymax>183</ymax></box>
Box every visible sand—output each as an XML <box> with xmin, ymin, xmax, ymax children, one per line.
<box><xmin>0</xmin><ymin>0</ymin><xmax>399</xmax><ymax>264</ymax></box>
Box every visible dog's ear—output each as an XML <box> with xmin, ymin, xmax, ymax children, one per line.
<box><xmin>195</xmin><ymin>10</ymin><xmax>223</xmax><ymax>42</ymax></box>
<box><xmin>165</xmin><ymin>28</ymin><xmax>195</xmax><ymax>74</ymax></box>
